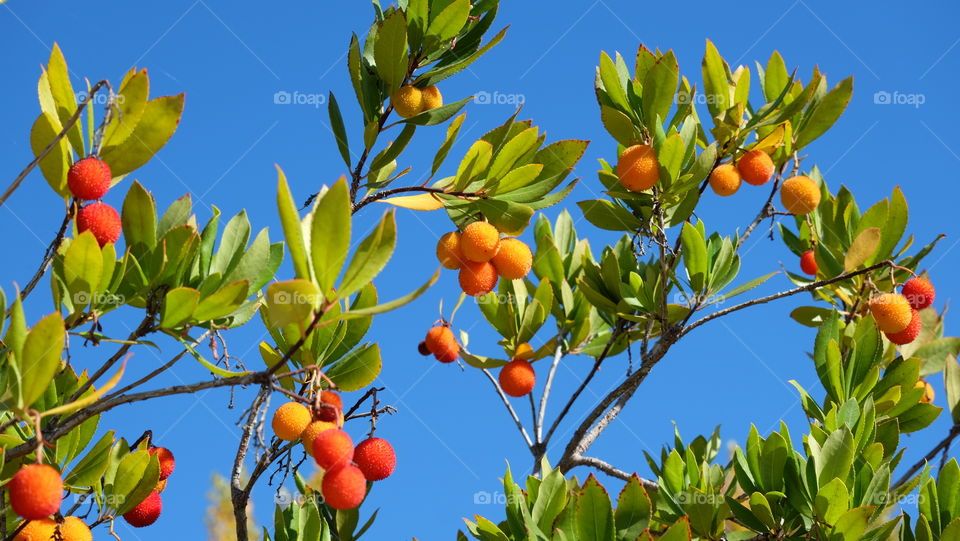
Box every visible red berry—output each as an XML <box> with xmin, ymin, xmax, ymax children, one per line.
<box><xmin>317</xmin><ymin>391</ymin><xmax>343</xmax><ymax>423</ymax></box>
<box><xmin>902</xmin><ymin>277</ymin><xmax>935</xmax><ymax>310</ymax></box>
<box><xmin>321</xmin><ymin>464</ymin><xmax>367</xmax><ymax>510</ymax></box>
<box><xmin>800</xmin><ymin>250</ymin><xmax>818</xmax><ymax>276</ymax></box>
<box><xmin>148</xmin><ymin>447</ymin><xmax>176</xmax><ymax>480</ymax></box>
<box><xmin>353</xmin><ymin>438</ymin><xmax>396</xmax><ymax>481</ymax></box>
<box><xmin>312</xmin><ymin>429</ymin><xmax>354</xmax><ymax>470</ymax></box>
<box><xmin>123</xmin><ymin>490</ymin><xmax>162</xmax><ymax>528</ymax></box>
<box><xmin>8</xmin><ymin>464</ymin><xmax>63</xmax><ymax>520</ymax></box>
<box><xmin>886</xmin><ymin>310</ymin><xmax>922</xmax><ymax>345</ymax></box>
<box><xmin>77</xmin><ymin>202</ymin><xmax>121</xmax><ymax>247</ymax></box>
<box><xmin>499</xmin><ymin>359</ymin><xmax>536</xmax><ymax>397</ymax></box>
<box><xmin>67</xmin><ymin>157</ymin><xmax>112</xmax><ymax>200</ymax></box>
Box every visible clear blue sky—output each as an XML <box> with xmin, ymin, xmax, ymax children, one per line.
<box><xmin>2</xmin><ymin>1</ymin><xmax>959</xmax><ymax>539</ymax></box>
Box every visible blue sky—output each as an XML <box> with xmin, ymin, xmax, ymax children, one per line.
<box><xmin>2</xmin><ymin>1</ymin><xmax>959</xmax><ymax>539</ymax></box>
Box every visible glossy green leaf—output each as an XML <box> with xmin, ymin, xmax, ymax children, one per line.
<box><xmin>19</xmin><ymin>313</ymin><xmax>66</xmax><ymax>408</ymax></box>
<box><xmin>796</xmin><ymin>76</ymin><xmax>853</xmax><ymax>149</ymax></box>
<box><xmin>339</xmin><ymin>209</ymin><xmax>396</xmax><ymax>298</ymax></box>
<box><xmin>311</xmin><ymin>179</ymin><xmax>352</xmax><ymax>297</ymax></box>
<box><xmin>325</xmin><ymin>343</ymin><xmax>382</xmax><ymax>391</ymax></box>
<box><xmin>29</xmin><ymin>112</ymin><xmax>70</xmax><ymax>198</ymax></box>
<box><xmin>101</xmin><ymin>94</ymin><xmax>185</xmax><ymax>177</ymax></box>
<box><xmin>161</xmin><ymin>287</ymin><xmax>200</xmax><ymax>329</ymax></box>
<box><xmin>374</xmin><ymin>10</ymin><xmax>408</xmax><ymax>92</ymax></box>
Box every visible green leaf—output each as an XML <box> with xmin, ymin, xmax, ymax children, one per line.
<box><xmin>577</xmin><ymin>200</ymin><xmax>642</xmax><ymax>232</ymax></box>
<box><xmin>491</xmin><ymin>163</ymin><xmax>543</xmax><ymax>194</ymax></box>
<box><xmin>681</xmin><ymin>222</ymin><xmax>708</xmax><ymax>292</ymax></box>
<box><xmin>103</xmin><ymin>69</ymin><xmax>150</xmax><ymax>149</ymax></box>
<box><xmin>487</xmin><ymin>127</ymin><xmax>539</xmax><ymax>181</ymax></box>
<box><xmin>426</xmin><ymin>0</ymin><xmax>470</xmax><ymax>43</ymax></box>
<box><xmin>266</xmin><ymin>280</ymin><xmax>320</xmax><ymax>328</ymax></box>
<box><xmin>715</xmin><ymin>272</ymin><xmax>779</xmax><ymax>303</ymax></box>
<box><xmin>432</xmin><ymin>114</ymin><xmax>465</xmax><ymax>175</ymax></box>
<box><xmin>701</xmin><ymin>40</ymin><xmax>730</xmax><ymax>118</ymax></box>
<box><xmin>660</xmin><ymin>517</ymin><xmax>692</xmax><ymax>541</ymax></box>
<box><xmin>763</xmin><ymin>51</ymin><xmax>788</xmax><ymax>103</ymax></box>
<box><xmin>328</xmin><ymin>92</ymin><xmax>351</xmax><ymax>167</ymax></box>
<box><xmin>815</xmin><ymin>428</ymin><xmax>854</xmax><ymax>488</ymax></box>
<box><xmin>312</xmin><ymin>179</ymin><xmax>352</xmax><ymax>297</ymax></box>
<box><xmin>65</xmin><ymin>430</ymin><xmax>115</xmax><ymax>487</ymax></box>
<box><xmin>844</xmin><ymin>227</ymin><xmax>881</xmax><ymax>271</ymax></box>
<box><xmin>325</xmin><ymin>343</ymin><xmax>382</xmax><ymax>391</ymax></box>
<box><xmin>19</xmin><ymin>313</ymin><xmax>66</xmax><ymax>408</ymax></box>
<box><xmin>44</xmin><ymin>44</ymin><xmax>84</xmax><ymax>156</ymax></box>
<box><xmin>642</xmin><ymin>51</ymin><xmax>679</xmax><ymax>129</ymax></box>
<box><xmin>401</xmin><ymin>95</ymin><xmax>472</xmax><ymax>126</ymax></box>
<box><xmin>815</xmin><ymin>478</ymin><xmax>850</xmax><ymax>525</ymax></box>
<box><xmin>371</xmin><ymin>123</ymin><xmax>416</xmax><ymax>172</ymax></box>
<box><xmin>829</xmin><ymin>506</ymin><xmax>873</xmax><ymax>541</ymax></box>
<box><xmin>110</xmin><ymin>450</ymin><xmax>161</xmax><ymax>515</ymax></box>
<box><xmin>101</xmin><ymin>94</ymin><xmax>185</xmax><ymax>177</ymax></box>
<box><xmin>63</xmin><ymin>231</ymin><xmax>103</xmax><ymax>310</ymax></box>
<box><xmin>276</xmin><ymin>167</ymin><xmax>310</xmax><ymax>280</ymax></box>
<box><xmin>796</xmin><ymin>76</ymin><xmax>853</xmax><ymax>149</ymax></box>
<box><xmin>576</xmin><ymin>475</ymin><xmax>615</xmax><ymax>541</ymax></box>
<box><xmin>599</xmin><ymin>52</ymin><xmax>631</xmax><ymax>113</ymax></box>
<box><xmin>161</xmin><ymin>287</ymin><xmax>200</xmax><ymax>329</ymax></box>
<box><xmin>339</xmin><ymin>210</ymin><xmax>396</xmax><ymax>298</ymax></box>
<box><xmin>945</xmin><ymin>356</ymin><xmax>960</xmax><ymax>424</ymax></box>
<box><xmin>614</xmin><ymin>475</ymin><xmax>651</xmax><ymax>541</ymax></box>
<box><xmin>374</xmin><ymin>10</ymin><xmax>408</xmax><ymax>92</ymax></box>
<box><xmin>601</xmin><ymin>105</ymin><xmax>641</xmax><ymax>147</ymax></box>
<box><xmin>341</xmin><ymin>268</ymin><xmax>439</xmax><ymax>318</ymax></box>
<box><xmin>29</xmin><ymin>112</ymin><xmax>70</xmax><ymax>198</ymax></box>
<box><xmin>194</xmin><ymin>280</ymin><xmax>249</xmax><ymax>322</ymax></box>
<box><xmin>121</xmin><ymin>181</ymin><xmax>158</xmax><ymax>253</ymax></box>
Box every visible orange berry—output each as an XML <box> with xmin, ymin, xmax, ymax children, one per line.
<box><xmin>780</xmin><ymin>175</ymin><xmax>821</xmax><ymax>215</ymax></box>
<box><xmin>353</xmin><ymin>437</ymin><xmax>396</xmax><ymax>481</ymax></box>
<box><xmin>59</xmin><ymin>516</ymin><xmax>93</xmax><ymax>541</ymax></box>
<box><xmin>436</xmin><ymin>232</ymin><xmax>465</xmax><ymax>269</ymax></box>
<box><xmin>616</xmin><ymin>144</ymin><xmax>660</xmax><ymax>192</ymax></box>
<box><xmin>886</xmin><ymin>310</ymin><xmax>922</xmax><ymax>345</ymax></box>
<box><xmin>13</xmin><ymin>518</ymin><xmax>55</xmax><ymax>541</ymax></box>
<box><xmin>391</xmin><ymin>85</ymin><xmax>423</xmax><ymax>118</ymax></box>
<box><xmin>272</xmin><ymin>402</ymin><xmax>312</xmax><ymax>441</ymax></box>
<box><xmin>435</xmin><ymin>341</ymin><xmax>459</xmax><ymax>363</ymax></box>
<box><xmin>459</xmin><ymin>260</ymin><xmax>498</xmax><ymax>296</ymax></box>
<box><xmin>460</xmin><ymin>222</ymin><xmax>501</xmax><ymax>262</ymax></box>
<box><xmin>491</xmin><ymin>238</ymin><xmax>533</xmax><ymax>279</ymax></box>
<box><xmin>499</xmin><ymin>358</ymin><xmax>536</xmax><ymax>397</ymax></box>
<box><xmin>321</xmin><ymin>464</ymin><xmax>367</xmax><ymax>510</ymax></box>
<box><xmin>916</xmin><ymin>380</ymin><xmax>935</xmax><ymax>404</ymax></box>
<box><xmin>9</xmin><ymin>464</ymin><xmax>63</xmax><ymax>520</ymax></box>
<box><xmin>708</xmin><ymin>164</ymin><xmax>741</xmax><ymax>196</ymax></box>
<box><xmin>421</xmin><ymin>85</ymin><xmax>443</xmax><ymax>111</ymax></box>
<box><xmin>67</xmin><ymin>157</ymin><xmax>112</xmax><ymax>200</ymax></box>
<box><xmin>869</xmin><ymin>293</ymin><xmax>913</xmax><ymax>333</ymax></box>
<box><xmin>800</xmin><ymin>250</ymin><xmax>818</xmax><ymax>276</ymax></box>
<box><xmin>514</xmin><ymin>342</ymin><xmax>534</xmax><ymax>361</ymax></box>
<box><xmin>123</xmin><ymin>491</ymin><xmax>162</xmax><ymax>528</ymax></box>
<box><xmin>902</xmin><ymin>277</ymin><xmax>935</xmax><ymax>310</ymax></box>
<box><xmin>312</xmin><ymin>428</ymin><xmax>354</xmax><ymax>470</ymax></box>
<box><xmin>301</xmin><ymin>420</ymin><xmax>338</xmax><ymax>457</ymax></box>
<box><xmin>736</xmin><ymin>149</ymin><xmax>775</xmax><ymax>186</ymax></box>
<box><xmin>148</xmin><ymin>447</ymin><xmax>175</xmax><ymax>480</ymax></box>
<box><xmin>77</xmin><ymin>202</ymin><xmax>122</xmax><ymax>246</ymax></box>
<box><xmin>424</xmin><ymin>326</ymin><xmax>456</xmax><ymax>355</ymax></box>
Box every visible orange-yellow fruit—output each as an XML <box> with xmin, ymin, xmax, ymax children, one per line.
<box><xmin>436</xmin><ymin>232</ymin><xmax>465</xmax><ymax>269</ymax></box>
<box><xmin>13</xmin><ymin>518</ymin><xmax>54</xmax><ymax>541</ymax></box>
<box><xmin>902</xmin><ymin>277</ymin><xmax>935</xmax><ymax>310</ymax></box>
<box><xmin>916</xmin><ymin>380</ymin><xmax>935</xmax><ymax>404</ymax></box>
<box><xmin>869</xmin><ymin>293</ymin><xmax>913</xmax><ymax>333</ymax></box>
<box><xmin>421</xmin><ymin>85</ymin><xmax>443</xmax><ymax>111</ymax></box>
<box><xmin>148</xmin><ymin>447</ymin><xmax>176</xmax><ymax>480</ymax></box>
<box><xmin>123</xmin><ymin>490</ymin><xmax>162</xmax><ymax>528</ymax></box>
<box><xmin>353</xmin><ymin>437</ymin><xmax>396</xmax><ymax>481</ymax></box>
<box><xmin>317</xmin><ymin>390</ymin><xmax>344</xmax><ymax>424</ymax></box>
<box><xmin>499</xmin><ymin>358</ymin><xmax>536</xmax><ymax>397</ymax></box>
<box><xmin>424</xmin><ymin>326</ymin><xmax>456</xmax><ymax>355</ymax></box>
<box><xmin>391</xmin><ymin>85</ymin><xmax>424</xmax><ymax>118</ymax></box>
<box><xmin>491</xmin><ymin>238</ymin><xmax>533</xmax><ymax>279</ymax></box>
<box><xmin>780</xmin><ymin>175</ymin><xmax>821</xmax><ymax>215</ymax></box>
<box><xmin>616</xmin><ymin>144</ymin><xmax>660</xmax><ymax>192</ymax></box>
<box><xmin>312</xmin><ymin>428</ymin><xmax>354</xmax><ymax>470</ymax></box>
<box><xmin>272</xmin><ymin>402</ymin><xmax>312</xmax><ymax>441</ymax></box>
<box><xmin>886</xmin><ymin>310</ymin><xmax>922</xmax><ymax>345</ymax></box>
<box><xmin>460</xmin><ymin>222</ymin><xmax>501</xmax><ymax>262</ymax></box>
<box><xmin>301</xmin><ymin>420</ymin><xmax>338</xmax><ymax>457</ymax></box>
<box><xmin>800</xmin><ymin>250</ymin><xmax>818</xmax><ymax>276</ymax></box>
<box><xmin>9</xmin><ymin>464</ymin><xmax>63</xmax><ymax>520</ymax></box>
<box><xmin>708</xmin><ymin>164</ymin><xmax>741</xmax><ymax>196</ymax></box>
<box><xmin>321</xmin><ymin>464</ymin><xmax>367</xmax><ymax>510</ymax></box>
<box><xmin>514</xmin><ymin>342</ymin><xmax>534</xmax><ymax>361</ymax></box>
<box><xmin>435</xmin><ymin>341</ymin><xmax>459</xmax><ymax>363</ymax></box>
<box><xmin>58</xmin><ymin>516</ymin><xmax>93</xmax><ymax>541</ymax></box>
<box><xmin>67</xmin><ymin>157</ymin><xmax>112</xmax><ymax>200</ymax></box>
<box><xmin>459</xmin><ymin>260</ymin><xmax>498</xmax><ymax>296</ymax></box>
<box><xmin>736</xmin><ymin>150</ymin><xmax>775</xmax><ymax>186</ymax></box>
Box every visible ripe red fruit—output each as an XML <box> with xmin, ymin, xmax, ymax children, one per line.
<box><xmin>76</xmin><ymin>202</ymin><xmax>121</xmax><ymax>247</ymax></box>
<box><xmin>353</xmin><ymin>437</ymin><xmax>396</xmax><ymax>481</ymax></box>
<box><xmin>886</xmin><ymin>310</ymin><xmax>922</xmax><ymax>345</ymax></box>
<box><xmin>122</xmin><ymin>490</ymin><xmax>162</xmax><ymax>528</ymax></box>
<box><xmin>8</xmin><ymin>464</ymin><xmax>63</xmax><ymax>520</ymax></box>
<box><xmin>435</xmin><ymin>343</ymin><xmax>459</xmax><ymax>363</ymax></box>
<box><xmin>417</xmin><ymin>341</ymin><xmax>430</xmax><ymax>356</ymax></box>
<box><xmin>148</xmin><ymin>447</ymin><xmax>176</xmax><ymax>480</ymax></box>
<box><xmin>902</xmin><ymin>277</ymin><xmax>935</xmax><ymax>310</ymax></box>
<box><xmin>317</xmin><ymin>390</ymin><xmax>343</xmax><ymax>424</ymax></box>
<box><xmin>67</xmin><ymin>157</ymin><xmax>112</xmax><ymax>200</ymax></box>
<box><xmin>800</xmin><ymin>250</ymin><xmax>818</xmax><ymax>276</ymax></box>
<box><xmin>499</xmin><ymin>358</ymin><xmax>536</xmax><ymax>397</ymax></box>
<box><xmin>321</xmin><ymin>464</ymin><xmax>367</xmax><ymax>510</ymax></box>
<box><xmin>312</xmin><ymin>428</ymin><xmax>354</xmax><ymax>470</ymax></box>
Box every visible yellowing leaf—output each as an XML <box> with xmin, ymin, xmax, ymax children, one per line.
<box><xmin>42</xmin><ymin>360</ymin><xmax>126</xmax><ymax>417</ymax></box>
<box><xmin>752</xmin><ymin>120</ymin><xmax>790</xmax><ymax>154</ymax></box>
<box><xmin>377</xmin><ymin>192</ymin><xmax>444</xmax><ymax>211</ymax></box>
<box><xmin>844</xmin><ymin>227</ymin><xmax>881</xmax><ymax>271</ymax></box>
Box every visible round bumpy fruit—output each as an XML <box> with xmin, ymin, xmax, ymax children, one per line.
<box><xmin>736</xmin><ymin>150</ymin><xmax>775</xmax><ymax>186</ymax></box>
<box><xmin>421</xmin><ymin>85</ymin><xmax>443</xmax><ymax>111</ymax></box>
<box><xmin>869</xmin><ymin>293</ymin><xmax>913</xmax><ymax>333</ymax></box>
<box><xmin>436</xmin><ymin>232</ymin><xmax>465</xmax><ymax>269</ymax></box>
<box><xmin>499</xmin><ymin>358</ymin><xmax>536</xmax><ymax>397</ymax></box>
<box><xmin>800</xmin><ymin>250</ymin><xmax>818</xmax><ymax>276</ymax></box>
<box><xmin>616</xmin><ymin>144</ymin><xmax>660</xmax><ymax>192</ymax></box>
<box><xmin>491</xmin><ymin>238</ymin><xmax>533</xmax><ymax>279</ymax></box>
<box><xmin>9</xmin><ymin>464</ymin><xmax>63</xmax><ymax>520</ymax></box>
<box><xmin>435</xmin><ymin>342</ymin><xmax>459</xmax><ymax>363</ymax></box>
<box><xmin>312</xmin><ymin>428</ymin><xmax>354</xmax><ymax>470</ymax></box>
<box><xmin>353</xmin><ymin>437</ymin><xmax>397</xmax><ymax>481</ymax></box>
<box><xmin>272</xmin><ymin>402</ymin><xmax>312</xmax><ymax>441</ymax></box>
<box><xmin>460</xmin><ymin>222</ymin><xmax>501</xmax><ymax>262</ymax></box>
<box><xmin>459</xmin><ymin>260</ymin><xmax>499</xmax><ymax>296</ymax></box>
<box><xmin>77</xmin><ymin>202</ymin><xmax>122</xmax><ymax>247</ymax></box>
<box><xmin>425</xmin><ymin>326</ymin><xmax>456</xmax><ymax>355</ymax></box>
<box><xmin>301</xmin><ymin>420</ymin><xmax>338</xmax><ymax>457</ymax></box>
<box><xmin>708</xmin><ymin>164</ymin><xmax>741</xmax><ymax>196</ymax></box>
<box><xmin>58</xmin><ymin>516</ymin><xmax>93</xmax><ymax>541</ymax></box>
<box><xmin>67</xmin><ymin>157</ymin><xmax>112</xmax><ymax>200</ymax></box>
<box><xmin>148</xmin><ymin>447</ymin><xmax>176</xmax><ymax>480</ymax></box>
<box><xmin>391</xmin><ymin>85</ymin><xmax>423</xmax><ymax>118</ymax></box>
<box><xmin>123</xmin><ymin>491</ymin><xmax>162</xmax><ymax>528</ymax></box>
<box><xmin>514</xmin><ymin>342</ymin><xmax>534</xmax><ymax>361</ymax></box>
<box><xmin>916</xmin><ymin>380</ymin><xmax>935</xmax><ymax>404</ymax></box>
<box><xmin>886</xmin><ymin>310</ymin><xmax>922</xmax><ymax>345</ymax></box>
<box><xmin>321</xmin><ymin>464</ymin><xmax>367</xmax><ymax>510</ymax></box>
<box><xmin>902</xmin><ymin>277</ymin><xmax>935</xmax><ymax>310</ymax></box>
<box><xmin>13</xmin><ymin>518</ymin><xmax>55</xmax><ymax>541</ymax></box>
<box><xmin>156</xmin><ymin>479</ymin><xmax>168</xmax><ymax>493</ymax></box>
<box><xmin>780</xmin><ymin>175</ymin><xmax>821</xmax><ymax>215</ymax></box>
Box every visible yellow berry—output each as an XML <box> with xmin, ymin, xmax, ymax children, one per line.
<box><xmin>708</xmin><ymin>164</ymin><xmax>741</xmax><ymax>196</ymax></box>
<box><xmin>391</xmin><ymin>85</ymin><xmax>424</xmax><ymax>118</ymax></box>
<box><xmin>616</xmin><ymin>144</ymin><xmax>660</xmax><ymax>192</ymax></box>
<box><xmin>460</xmin><ymin>222</ymin><xmax>501</xmax><ymax>262</ymax></box>
<box><xmin>421</xmin><ymin>85</ymin><xmax>443</xmax><ymax>111</ymax></box>
<box><xmin>436</xmin><ymin>232</ymin><xmax>465</xmax><ymax>269</ymax></box>
<box><xmin>272</xmin><ymin>402</ymin><xmax>312</xmax><ymax>441</ymax></box>
<box><xmin>491</xmin><ymin>238</ymin><xmax>533</xmax><ymax>279</ymax></box>
<box><xmin>780</xmin><ymin>175</ymin><xmax>821</xmax><ymax>215</ymax></box>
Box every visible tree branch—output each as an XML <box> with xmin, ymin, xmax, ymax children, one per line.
<box><xmin>351</xmin><ymin>186</ymin><xmax>485</xmax><ymax>214</ymax></box>
<box><xmin>231</xmin><ymin>386</ymin><xmax>270</xmax><ymax>541</ymax></box>
<box><xmin>536</xmin><ymin>343</ymin><xmax>565</xmax><ymax>445</ymax></box>
<box><xmin>565</xmin><ymin>454</ymin><xmax>658</xmax><ymax>489</ymax></box>
<box><xmin>893</xmin><ymin>423</ymin><xmax>960</xmax><ymax>489</ymax></box>
<box><xmin>480</xmin><ymin>368</ymin><xmax>534</xmax><ymax>450</ymax></box>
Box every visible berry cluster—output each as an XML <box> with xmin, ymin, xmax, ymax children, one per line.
<box><xmin>67</xmin><ymin>157</ymin><xmax>122</xmax><ymax>247</ymax></box>
<box><xmin>390</xmin><ymin>84</ymin><xmax>443</xmax><ymax>119</ymax></box>
<box><xmin>122</xmin><ymin>446</ymin><xmax>176</xmax><ymax>528</ymax></box>
<box><xmin>868</xmin><ymin>276</ymin><xmax>937</xmax><ymax>347</ymax></box>
<box><xmin>419</xmin><ymin>324</ymin><xmax>460</xmax><ymax>363</ymax></box>
<box><xmin>270</xmin><ymin>391</ymin><xmax>396</xmax><ymax>510</ymax></box>
<box><xmin>436</xmin><ymin>221</ymin><xmax>533</xmax><ymax>297</ymax></box>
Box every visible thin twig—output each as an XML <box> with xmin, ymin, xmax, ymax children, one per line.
<box><xmin>480</xmin><ymin>368</ymin><xmax>534</xmax><ymax>449</ymax></box>
<box><xmin>893</xmin><ymin>424</ymin><xmax>960</xmax><ymax>489</ymax></box>
<box><xmin>566</xmin><ymin>454</ymin><xmax>658</xmax><ymax>489</ymax></box>
<box><xmin>536</xmin><ymin>343</ymin><xmax>565</xmax><ymax>445</ymax></box>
